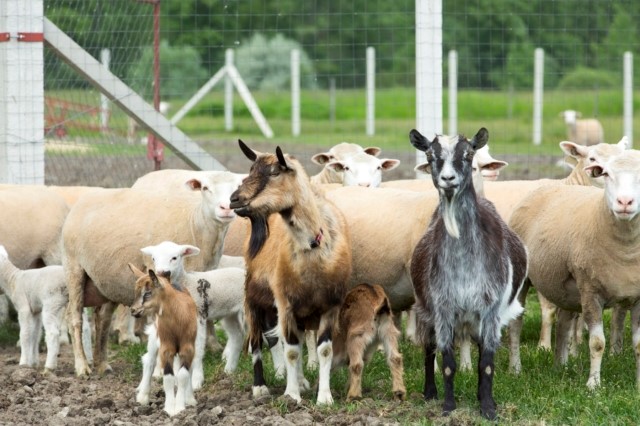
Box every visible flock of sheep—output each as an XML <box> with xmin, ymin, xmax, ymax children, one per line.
<box><xmin>0</xmin><ymin>107</ymin><xmax>636</xmax><ymax>420</ymax></box>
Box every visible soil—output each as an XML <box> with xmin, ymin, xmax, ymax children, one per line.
<box><xmin>0</xmin><ymin>338</ymin><xmax>418</xmax><ymax>426</ymax></box>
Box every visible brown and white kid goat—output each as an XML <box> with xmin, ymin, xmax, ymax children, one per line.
<box><xmin>128</xmin><ymin>264</ymin><xmax>197</xmax><ymax>417</ymax></box>
<box><xmin>332</xmin><ymin>283</ymin><xmax>406</xmax><ymax>401</ymax></box>
<box><xmin>230</xmin><ymin>140</ymin><xmax>352</xmax><ymax>405</ymax></box>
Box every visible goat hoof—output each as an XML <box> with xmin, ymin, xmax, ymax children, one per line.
<box><xmin>97</xmin><ymin>363</ymin><xmax>113</xmax><ymax>375</ymax></box>
<box><xmin>480</xmin><ymin>404</ymin><xmax>497</xmax><ymax>421</ymax></box>
<box><xmin>442</xmin><ymin>400</ymin><xmax>456</xmax><ymax>416</ymax></box>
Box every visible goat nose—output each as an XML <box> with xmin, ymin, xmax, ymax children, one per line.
<box><xmin>617</xmin><ymin>196</ymin><xmax>634</xmax><ymax>207</ymax></box>
<box><xmin>441</xmin><ymin>175</ymin><xmax>455</xmax><ymax>182</ymax></box>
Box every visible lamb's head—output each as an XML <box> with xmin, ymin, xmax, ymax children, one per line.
<box><xmin>230</xmin><ymin>139</ymin><xmax>307</xmax><ymax>218</ymax></box>
<box><xmin>410</xmin><ymin>127</ymin><xmax>489</xmax><ymax>201</ymax></box>
<box><xmin>585</xmin><ymin>150</ymin><xmax>640</xmax><ymax>221</ymax></box>
<box><xmin>561</xmin><ymin>109</ymin><xmax>581</xmax><ymax>125</ymax></box>
<box><xmin>128</xmin><ymin>264</ymin><xmax>169</xmax><ymax>318</ymax></box>
<box><xmin>560</xmin><ymin>137</ymin><xmax>629</xmax><ymax>188</ymax></box>
<box><xmin>326</xmin><ymin>152</ymin><xmax>400</xmax><ymax>187</ymax></box>
<box><xmin>185</xmin><ymin>171</ymin><xmax>245</xmax><ymax>223</ymax></box>
<box><xmin>140</xmin><ymin>241</ymin><xmax>200</xmax><ymax>282</ymax></box>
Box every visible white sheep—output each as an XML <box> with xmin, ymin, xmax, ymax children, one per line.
<box><xmin>321</xmin><ymin>151</ymin><xmax>401</xmax><ymax>187</ymax></box>
<box><xmin>136</xmin><ymin>241</ymin><xmax>245</xmax><ymax>402</ymax></box>
<box><xmin>508</xmin><ymin>149</ymin><xmax>640</xmax><ymax>389</ymax></box>
<box><xmin>0</xmin><ymin>245</ymin><xmax>68</xmax><ymax>372</ymax></box>
<box><xmin>62</xmin><ymin>172</ymin><xmax>238</xmax><ymax>388</ymax></box>
<box><xmin>310</xmin><ymin>142</ymin><xmax>381</xmax><ymax>185</ymax></box>
<box><xmin>561</xmin><ymin>109</ymin><xmax>604</xmax><ymax>146</ymax></box>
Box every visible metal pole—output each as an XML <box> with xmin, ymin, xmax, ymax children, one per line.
<box><xmin>291</xmin><ymin>49</ymin><xmax>300</xmax><ymax>136</ymax></box>
<box><xmin>448</xmin><ymin>49</ymin><xmax>457</xmax><ymax>136</ymax></box>
<box><xmin>532</xmin><ymin>48</ymin><xmax>544</xmax><ymax>146</ymax></box>
<box><xmin>624</xmin><ymin>52</ymin><xmax>633</xmax><ymax>148</ymax></box>
<box><xmin>146</xmin><ymin>0</ymin><xmax>163</xmax><ymax>170</ymax></box>
<box><xmin>100</xmin><ymin>49</ymin><xmax>111</xmax><ymax>132</ymax></box>
<box><xmin>225</xmin><ymin>49</ymin><xmax>234</xmax><ymax>131</ymax></box>
<box><xmin>366</xmin><ymin>46</ymin><xmax>375</xmax><ymax>136</ymax></box>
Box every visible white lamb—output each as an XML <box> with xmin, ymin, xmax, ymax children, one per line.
<box><xmin>561</xmin><ymin>109</ymin><xmax>604</xmax><ymax>146</ymax></box>
<box><xmin>0</xmin><ymin>245</ymin><xmax>67</xmax><ymax>372</ymax></box>
<box><xmin>135</xmin><ymin>241</ymin><xmax>246</xmax><ymax>404</ymax></box>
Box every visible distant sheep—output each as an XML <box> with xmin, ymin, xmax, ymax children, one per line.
<box><xmin>561</xmin><ymin>109</ymin><xmax>604</xmax><ymax>146</ymax></box>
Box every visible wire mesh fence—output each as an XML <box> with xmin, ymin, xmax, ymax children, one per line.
<box><xmin>17</xmin><ymin>1</ymin><xmax>640</xmax><ymax>186</ymax></box>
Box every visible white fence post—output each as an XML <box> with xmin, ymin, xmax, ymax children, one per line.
<box><xmin>623</xmin><ymin>51</ymin><xmax>633</xmax><ymax>148</ymax></box>
<box><xmin>100</xmin><ymin>48</ymin><xmax>111</xmax><ymax>132</ymax></box>
<box><xmin>366</xmin><ymin>46</ymin><xmax>375</xmax><ymax>136</ymax></box>
<box><xmin>225</xmin><ymin>49</ymin><xmax>234</xmax><ymax>131</ymax></box>
<box><xmin>415</xmin><ymin>0</ymin><xmax>443</xmax><ymax>170</ymax></box>
<box><xmin>291</xmin><ymin>49</ymin><xmax>300</xmax><ymax>136</ymax></box>
<box><xmin>0</xmin><ymin>0</ymin><xmax>45</xmax><ymax>184</ymax></box>
<box><xmin>532</xmin><ymin>47</ymin><xmax>544</xmax><ymax>146</ymax></box>
<box><xmin>448</xmin><ymin>49</ymin><xmax>458</xmax><ymax>136</ymax></box>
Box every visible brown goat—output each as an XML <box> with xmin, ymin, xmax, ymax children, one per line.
<box><xmin>332</xmin><ymin>284</ymin><xmax>406</xmax><ymax>401</ymax></box>
<box><xmin>230</xmin><ymin>140</ymin><xmax>352</xmax><ymax>405</ymax></box>
<box><xmin>129</xmin><ymin>264</ymin><xmax>197</xmax><ymax>417</ymax></box>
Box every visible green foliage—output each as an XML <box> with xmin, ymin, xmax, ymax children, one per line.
<box><xmin>558</xmin><ymin>67</ymin><xmax>619</xmax><ymax>90</ymax></box>
<box><xmin>235</xmin><ymin>33</ymin><xmax>317</xmax><ymax>91</ymax></box>
<box><xmin>127</xmin><ymin>40</ymin><xmax>209</xmax><ymax>100</ymax></box>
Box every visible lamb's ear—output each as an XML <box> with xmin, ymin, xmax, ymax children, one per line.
<box><xmin>584</xmin><ymin>163</ymin><xmax>607</xmax><ymax>178</ymax></box>
<box><xmin>181</xmin><ymin>244</ymin><xmax>200</xmax><ymax>257</ymax></box>
<box><xmin>617</xmin><ymin>136</ymin><xmax>630</xmax><ymax>150</ymax></box>
<box><xmin>409</xmin><ymin>129</ymin><xmax>431</xmax><ymax>152</ymax></box>
<box><xmin>380</xmin><ymin>158</ymin><xmax>401</xmax><ymax>171</ymax></box>
<box><xmin>559</xmin><ymin>141</ymin><xmax>588</xmax><ymax>160</ymax></box>
<box><xmin>311</xmin><ymin>152</ymin><xmax>333</xmax><ymax>165</ymax></box>
<box><xmin>325</xmin><ymin>160</ymin><xmax>346</xmax><ymax>173</ymax></box>
<box><xmin>481</xmin><ymin>160</ymin><xmax>508</xmax><ymax>172</ymax></box>
<box><xmin>363</xmin><ymin>147</ymin><xmax>381</xmax><ymax>157</ymax></box>
<box><xmin>128</xmin><ymin>263</ymin><xmax>146</xmax><ymax>279</ymax></box>
<box><xmin>414</xmin><ymin>162</ymin><xmax>432</xmax><ymax>175</ymax></box>
<box><xmin>470</xmin><ymin>128</ymin><xmax>489</xmax><ymax>151</ymax></box>
<box><xmin>185</xmin><ymin>178</ymin><xmax>203</xmax><ymax>191</ymax></box>
<box><xmin>275</xmin><ymin>146</ymin><xmax>291</xmax><ymax>170</ymax></box>
<box><xmin>238</xmin><ymin>139</ymin><xmax>258</xmax><ymax>162</ymax></box>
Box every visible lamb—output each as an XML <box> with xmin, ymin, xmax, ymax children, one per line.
<box><xmin>332</xmin><ymin>283</ymin><xmax>406</xmax><ymax>401</ymax></box>
<box><xmin>62</xmin><ymin>173</ymin><xmax>237</xmax><ymax>387</ymax></box>
<box><xmin>128</xmin><ymin>264</ymin><xmax>197</xmax><ymax>417</ymax></box>
<box><xmin>138</xmin><ymin>241</ymin><xmax>245</xmax><ymax>397</ymax></box>
<box><xmin>561</xmin><ymin>109</ymin><xmax>604</xmax><ymax>146</ymax></box>
<box><xmin>310</xmin><ymin>142</ymin><xmax>381</xmax><ymax>185</ymax></box>
<box><xmin>508</xmin><ymin>149</ymin><xmax>640</xmax><ymax>390</ymax></box>
<box><xmin>229</xmin><ymin>140</ymin><xmax>352</xmax><ymax>405</ymax></box>
<box><xmin>409</xmin><ymin>128</ymin><xmax>527</xmax><ymax>420</ymax></box>
<box><xmin>0</xmin><ymin>245</ymin><xmax>68</xmax><ymax>372</ymax></box>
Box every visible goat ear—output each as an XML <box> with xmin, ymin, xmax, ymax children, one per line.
<box><xmin>148</xmin><ymin>269</ymin><xmax>163</xmax><ymax>289</ymax></box>
<box><xmin>363</xmin><ymin>147</ymin><xmax>381</xmax><ymax>157</ymax></box>
<box><xmin>275</xmin><ymin>146</ymin><xmax>289</xmax><ymax>170</ymax></box>
<box><xmin>128</xmin><ymin>263</ymin><xmax>146</xmax><ymax>279</ymax></box>
<box><xmin>238</xmin><ymin>139</ymin><xmax>258</xmax><ymax>162</ymax></box>
<box><xmin>470</xmin><ymin>128</ymin><xmax>489</xmax><ymax>150</ymax></box>
<box><xmin>380</xmin><ymin>158</ymin><xmax>401</xmax><ymax>171</ymax></box>
<box><xmin>409</xmin><ymin>129</ymin><xmax>431</xmax><ymax>152</ymax></box>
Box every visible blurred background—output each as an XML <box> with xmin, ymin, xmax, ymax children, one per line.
<box><xmin>3</xmin><ymin>0</ymin><xmax>639</xmax><ymax>186</ymax></box>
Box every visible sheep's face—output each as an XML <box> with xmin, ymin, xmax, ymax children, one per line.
<box><xmin>561</xmin><ymin>138</ymin><xmax>629</xmax><ymax>188</ymax></box>
<box><xmin>230</xmin><ymin>140</ymin><xmax>301</xmax><ymax>218</ymax></box>
<box><xmin>140</xmin><ymin>241</ymin><xmax>200</xmax><ymax>282</ymax></box>
<box><xmin>586</xmin><ymin>151</ymin><xmax>640</xmax><ymax>221</ymax></box>
<box><xmin>409</xmin><ymin>128</ymin><xmax>488</xmax><ymax>201</ymax></box>
<box><xmin>326</xmin><ymin>152</ymin><xmax>400</xmax><ymax>188</ymax></box>
<box><xmin>186</xmin><ymin>172</ymin><xmax>244</xmax><ymax>223</ymax></box>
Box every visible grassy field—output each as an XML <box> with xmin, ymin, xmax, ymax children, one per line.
<box><xmin>4</xmin><ymin>290</ymin><xmax>636</xmax><ymax>424</ymax></box>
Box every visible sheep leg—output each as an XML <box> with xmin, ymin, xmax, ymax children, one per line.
<box><xmin>629</xmin><ymin>303</ymin><xmax>640</xmax><ymax>390</ymax></box>
<box><xmin>554</xmin><ymin>309</ymin><xmax>576</xmax><ymax>366</ymax></box>
<box><xmin>42</xmin><ymin>305</ymin><xmax>64</xmax><ymax>372</ymax></box>
<box><xmin>93</xmin><ymin>302</ymin><xmax>116</xmax><ymax>375</ymax></box>
<box><xmin>581</xmin><ymin>294</ymin><xmax>605</xmax><ymax>390</ymax></box>
<box><xmin>136</xmin><ymin>324</ymin><xmax>159</xmax><ymax>405</ymax></box>
<box><xmin>17</xmin><ymin>310</ymin><xmax>36</xmax><ymax>367</ymax></box>
<box><xmin>379</xmin><ymin>313</ymin><xmax>406</xmax><ymax>401</ymax></box>
<box><xmin>81</xmin><ymin>308</ymin><xmax>94</xmax><ymax>365</ymax></box>
<box><xmin>441</xmin><ymin>345</ymin><xmax>457</xmax><ymax>416</ymax></box>
<box><xmin>316</xmin><ymin>308</ymin><xmax>339</xmax><ymax>405</ymax></box>
<box><xmin>508</xmin><ymin>279</ymin><xmax>530</xmax><ymax>374</ymax></box>
<box><xmin>537</xmin><ymin>292</ymin><xmax>556</xmax><ymax>350</ymax></box>
<box><xmin>190</xmin><ymin>318</ymin><xmax>207</xmax><ymax>390</ymax></box>
<box><xmin>31</xmin><ymin>313</ymin><xmax>43</xmax><ymax>368</ymax></box>
<box><xmin>113</xmin><ymin>305</ymin><xmax>140</xmax><ymax>345</ymax></box>
<box><xmin>477</xmin><ymin>344</ymin><xmax>497</xmax><ymax>421</ymax></box>
<box><xmin>220</xmin><ymin>315</ymin><xmax>244</xmax><ymax>373</ymax></box>
<box><xmin>0</xmin><ymin>294</ymin><xmax>9</xmax><ymax>325</ymax></box>
<box><xmin>66</xmin><ymin>265</ymin><xmax>92</xmax><ymax>376</ymax></box>
<box><xmin>574</xmin><ymin>314</ymin><xmax>586</xmax><ymax>346</ymax></box>
<box><xmin>609</xmin><ymin>305</ymin><xmax>627</xmax><ymax>355</ymax></box>
<box><xmin>405</xmin><ymin>308</ymin><xmax>418</xmax><ymax>344</ymax></box>
<box><xmin>206</xmin><ymin>320</ymin><xmax>223</xmax><ymax>353</ymax></box>
<box><xmin>305</xmin><ymin>330</ymin><xmax>319</xmax><ymax>370</ymax></box>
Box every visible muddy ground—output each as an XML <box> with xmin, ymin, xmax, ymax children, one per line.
<box><xmin>0</xmin><ymin>332</ymin><xmax>432</xmax><ymax>426</ymax></box>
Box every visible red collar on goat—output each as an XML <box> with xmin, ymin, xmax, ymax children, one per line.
<box><xmin>311</xmin><ymin>228</ymin><xmax>324</xmax><ymax>248</ymax></box>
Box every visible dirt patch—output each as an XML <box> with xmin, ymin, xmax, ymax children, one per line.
<box><xmin>0</xmin><ymin>340</ymin><xmax>418</xmax><ymax>426</ymax></box>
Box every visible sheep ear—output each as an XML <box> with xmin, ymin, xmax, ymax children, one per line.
<box><xmin>481</xmin><ymin>160</ymin><xmax>508</xmax><ymax>172</ymax></box>
<box><xmin>185</xmin><ymin>178</ymin><xmax>203</xmax><ymax>191</ymax></box>
<box><xmin>559</xmin><ymin>141</ymin><xmax>587</xmax><ymax>160</ymax></box>
<box><xmin>617</xmin><ymin>136</ymin><xmax>630</xmax><ymax>150</ymax></box>
<box><xmin>128</xmin><ymin>263</ymin><xmax>146</xmax><ymax>279</ymax></box>
<box><xmin>584</xmin><ymin>163</ymin><xmax>607</xmax><ymax>178</ymax></box>
<box><xmin>409</xmin><ymin>129</ymin><xmax>432</xmax><ymax>152</ymax></box>
<box><xmin>380</xmin><ymin>158</ymin><xmax>401</xmax><ymax>171</ymax></box>
<box><xmin>275</xmin><ymin>146</ymin><xmax>290</xmax><ymax>170</ymax></box>
<box><xmin>238</xmin><ymin>139</ymin><xmax>258</xmax><ymax>162</ymax></box>
<box><xmin>181</xmin><ymin>245</ymin><xmax>200</xmax><ymax>257</ymax></box>
<box><xmin>311</xmin><ymin>153</ymin><xmax>332</xmax><ymax>165</ymax></box>
<box><xmin>470</xmin><ymin>128</ymin><xmax>489</xmax><ymax>150</ymax></box>
<box><xmin>325</xmin><ymin>160</ymin><xmax>346</xmax><ymax>173</ymax></box>
<box><xmin>363</xmin><ymin>147</ymin><xmax>381</xmax><ymax>157</ymax></box>
<box><xmin>414</xmin><ymin>162</ymin><xmax>432</xmax><ymax>175</ymax></box>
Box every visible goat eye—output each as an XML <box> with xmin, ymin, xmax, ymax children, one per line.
<box><xmin>270</xmin><ymin>171</ymin><xmax>280</xmax><ymax>177</ymax></box>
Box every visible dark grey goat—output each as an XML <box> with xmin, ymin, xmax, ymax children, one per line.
<box><xmin>409</xmin><ymin>128</ymin><xmax>527</xmax><ymax>420</ymax></box>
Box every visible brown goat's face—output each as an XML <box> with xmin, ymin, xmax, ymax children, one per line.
<box><xmin>130</xmin><ymin>269</ymin><xmax>165</xmax><ymax>318</ymax></box>
<box><xmin>230</xmin><ymin>141</ymin><xmax>297</xmax><ymax>218</ymax></box>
